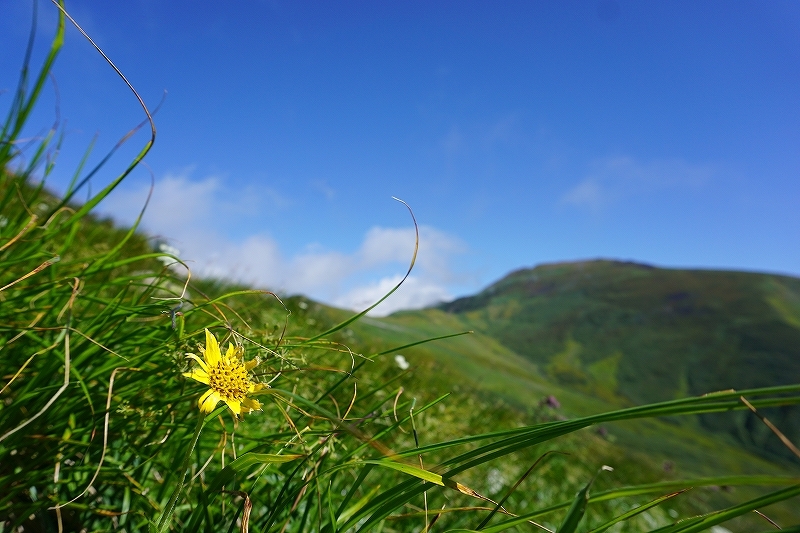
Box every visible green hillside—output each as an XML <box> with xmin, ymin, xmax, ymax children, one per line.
<box><xmin>354</xmin><ymin>309</ymin><xmax>789</xmax><ymax>474</ymax></box>
<box><xmin>427</xmin><ymin>260</ymin><xmax>800</xmax><ymax>460</ymax></box>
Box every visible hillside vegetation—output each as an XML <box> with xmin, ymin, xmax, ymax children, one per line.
<box><xmin>428</xmin><ymin>260</ymin><xmax>800</xmax><ymax>461</ymax></box>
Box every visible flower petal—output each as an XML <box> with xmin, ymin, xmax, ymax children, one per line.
<box><xmin>225</xmin><ymin>343</ymin><xmax>240</xmax><ymax>360</ymax></box>
<box><xmin>241</xmin><ymin>397</ymin><xmax>262</xmax><ymax>413</ymax></box>
<box><xmin>225</xmin><ymin>398</ymin><xmax>242</xmax><ymax>416</ymax></box>
<box><xmin>244</xmin><ymin>357</ymin><xmax>260</xmax><ymax>371</ymax></box>
<box><xmin>185</xmin><ymin>354</ymin><xmax>210</xmax><ymax>374</ymax></box>
<box><xmin>199</xmin><ymin>389</ymin><xmax>221</xmax><ymax>413</ymax></box>
<box><xmin>183</xmin><ymin>368</ymin><xmax>210</xmax><ymax>385</ymax></box>
<box><xmin>249</xmin><ymin>382</ymin><xmax>265</xmax><ymax>393</ymax></box>
<box><xmin>204</xmin><ymin>329</ymin><xmax>221</xmax><ymax>367</ymax></box>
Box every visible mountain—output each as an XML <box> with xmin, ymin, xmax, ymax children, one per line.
<box><xmin>425</xmin><ymin>259</ymin><xmax>800</xmax><ymax>460</ymax></box>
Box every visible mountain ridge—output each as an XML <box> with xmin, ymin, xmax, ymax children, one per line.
<box><xmin>420</xmin><ymin>259</ymin><xmax>800</xmax><ymax>460</ymax></box>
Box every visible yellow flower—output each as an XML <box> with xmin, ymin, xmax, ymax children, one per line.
<box><xmin>183</xmin><ymin>329</ymin><xmax>264</xmax><ymax>417</ymax></box>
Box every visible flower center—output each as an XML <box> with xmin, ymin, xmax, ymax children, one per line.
<box><xmin>208</xmin><ymin>358</ymin><xmax>251</xmax><ymax>401</ymax></box>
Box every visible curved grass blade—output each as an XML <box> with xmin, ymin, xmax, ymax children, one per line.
<box><xmin>48</xmin><ymin>0</ymin><xmax>156</xmax><ymax>229</ymax></box>
<box><xmin>303</xmin><ymin>197</ymin><xmax>418</xmax><ymax>343</ymax></box>
<box><xmin>388</xmin><ymin>384</ymin><xmax>800</xmax><ymax>463</ymax></box>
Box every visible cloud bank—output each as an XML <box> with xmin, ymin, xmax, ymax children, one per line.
<box><xmin>101</xmin><ymin>172</ymin><xmax>467</xmax><ymax>316</ymax></box>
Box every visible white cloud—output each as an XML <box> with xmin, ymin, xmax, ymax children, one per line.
<box><xmin>138</xmin><ymin>173</ymin><xmax>219</xmax><ymax>230</ymax></box>
<box><xmin>101</xmin><ymin>170</ymin><xmax>290</xmax><ymax>237</ymax></box>
<box><xmin>205</xmin><ymin>228</ymin><xmax>463</xmax><ymax>314</ymax></box>
<box><xmin>334</xmin><ymin>275</ymin><xmax>452</xmax><ymax>316</ymax></box>
<box><xmin>101</xmin><ymin>172</ymin><xmax>214</xmax><ymax>236</ymax></box>
<box><xmin>200</xmin><ymin>234</ymin><xmax>285</xmax><ymax>284</ymax></box>
<box><xmin>359</xmin><ymin>226</ymin><xmax>466</xmax><ymax>279</ymax></box>
<box><xmin>286</xmin><ymin>248</ymin><xmax>353</xmax><ymax>294</ymax></box>
<box><xmin>562</xmin><ymin>156</ymin><xmax>714</xmax><ymax>212</ymax></box>
<box><xmin>100</xmin><ymin>171</ymin><xmax>468</xmax><ymax>314</ymax></box>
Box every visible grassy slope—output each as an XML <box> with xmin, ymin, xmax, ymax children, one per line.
<box><xmin>342</xmin><ymin>304</ymin><xmax>800</xmax><ymax>527</ymax></box>
<box><xmin>352</xmin><ymin>308</ymin><xmax>796</xmax><ymax>475</ymax></box>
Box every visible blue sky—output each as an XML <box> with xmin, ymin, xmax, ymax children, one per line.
<box><xmin>3</xmin><ymin>1</ymin><xmax>799</xmax><ymax>314</ymax></box>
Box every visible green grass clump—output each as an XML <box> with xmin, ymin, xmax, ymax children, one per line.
<box><xmin>2</xmin><ymin>3</ymin><xmax>800</xmax><ymax>532</ymax></box>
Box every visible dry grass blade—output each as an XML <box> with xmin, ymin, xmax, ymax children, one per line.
<box><xmin>752</xmin><ymin>509</ymin><xmax>781</xmax><ymax>530</ymax></box>
<box><xmin>0</xmin><ymin>213</ymin><xmax>37</xmax><ymax>252</ymax></box>
<box><xmin>221</xmin><ymin>491</ymin><xmax>253</xmax><ymax>533</ymax></box>
<box><xmin>740</xmin><ymin>395</ymin><xmax>800</xmax><ymax>460</ymax></box>
<box><xmin>0</xmin><ymin>255</ymin><xmax>60</xmax><ymax>292</ymax></box>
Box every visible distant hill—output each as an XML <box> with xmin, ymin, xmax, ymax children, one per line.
<box><xmin>433</xmin><ymin>260</ymin><xmax>800</xmax><ymax>460</ymax></box>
